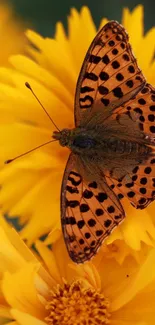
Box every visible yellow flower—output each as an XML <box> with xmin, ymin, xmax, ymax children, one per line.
<box><xmin>0</xmin><ymin>221</ymin><xmax>155</xmax><ymax>325</ymax></box>
<box><xmin>0</xmin><ymin>5</ymin><xmax>155</xmax><ymax>258</ymax></box>
<box><xmin>0</xmin><ymin>2</ymin><xmax>26</xmax><ymax>66</ymax></box>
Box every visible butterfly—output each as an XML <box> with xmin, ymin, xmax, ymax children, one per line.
<box><xmin>52</xmin><ymin>20</ymin><xmax>155</xmax><ymax>263</ymax></box>
<box><xmin>18</xmin><ymin>20</ymin><xmax>152</xmax><ymax>264</ymax></box>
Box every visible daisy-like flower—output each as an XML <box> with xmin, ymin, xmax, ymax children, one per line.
<box><xmin>0</xmin><ymin>1</ymin><xmax>26</xmax><ymax>66</ymax></box>
<box><xmin>0</xmin><ymin>220</ymin><xmax>155</xmax><ymax>325</ymax></box>
<box><xmin>0</xmin><ymin>5</ymin><xmax>155</xmax><ymax>258</ymax></box>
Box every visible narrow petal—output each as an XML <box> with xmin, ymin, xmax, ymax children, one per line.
<box><xmin>0</xmin><ymin>227</ymin><xmax>27</xmax><ymax>273</ymax></box>
<box><xmin>136</xmin><ymin>27</ymin><xmax>155</xmax><ymax>74</ymax></box>
<box><xmin>122</xmin><ymin>5</ymin><xmax>143</xmax><ymax>53</ymax></box>
<box><xmin>20</xmin><ymin>171</ymin><xmax>62</xmax><ymax>244</ymax></box>
<box><xmin>25</xmin><ymin>30</ymin><xmax>44</xmax><ymax>51</ymax></box>
<box><xmin>98</xmin><ymin>18</ymin><xmax>109</xmax><ymax>30</ymax></box>
<box><xmin>122</xmin><ymin>7</ymin><xmax>131</xmax><ymax>30</ymax></box>
<box><xmin>68</xmin><ymin>7</ymin><xmax>96</xmax><ymax>72</ymax></box>
<box><xmin>2</xmin><ymin>263</ymin><xmax>46</xmax><ymax>318</ymax></box>
<box><xmin>11</xmin><ymin>309</ymin><xmax>46</xmax><ymax>325</ymax></box>
<box><xmin>35</xmin><ymin>240</ymin><xmax>62</xmax><ymax>284</ymax></box>
<box><xmin>70</xmin><ymin>262</ymin><xmax>101</xmax><ymax>291</ymax></box>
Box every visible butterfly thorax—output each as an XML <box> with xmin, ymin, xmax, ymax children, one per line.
<box><xmin>53</xmin><ymin>128</ymin><xmax>97</xmax><ymax>151</ymax></box>
<box><xmin>52</xmin><ymin>128</ymin><xmax>151</xmax><ymax>158</ymax></box>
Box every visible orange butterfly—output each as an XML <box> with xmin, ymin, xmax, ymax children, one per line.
<box><xmin>53</xmin><ymin>21</ymin><xmax>155</xmax><ymax>263</ymax></box>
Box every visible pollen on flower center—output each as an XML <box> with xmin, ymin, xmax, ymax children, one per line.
<box><xmin>45</xmin><ymin>280</ymin><xmax>110</xmax><ymax>325</ymax></box>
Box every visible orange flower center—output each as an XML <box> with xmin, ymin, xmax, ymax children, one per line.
<box><xmin>45</xmin><ymin>281</ymin><xmax>110</xmax><ymax>325</ymax></box>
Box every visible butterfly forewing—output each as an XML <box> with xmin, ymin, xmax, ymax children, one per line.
<box><xmin>74</xmin><ymin>20</ymin><xmax>146</xmax><ymax>126</ymax></box>
<box><xmin>61</xmin><ymin>154</ymin><xmax>125</xmax><ymax>263</ymax></box>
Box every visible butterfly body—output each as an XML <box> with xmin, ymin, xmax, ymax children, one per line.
<box><xmin>57</xmin><ymin>21</ymin><xmax>155</xmax><ymax>263</ymax></box>
<box><xmin>53</xmin><ymin>126</ymin><xmax>152</xmax><ymax>176</ymax></box>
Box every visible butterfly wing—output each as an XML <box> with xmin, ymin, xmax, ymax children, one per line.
<box><xmin>74</xmin><ymin>20</ymin><xmax>146</xmax><ymax>126</ymax></box>
<box><xmin>74</xmin><ymin>20</ymin><xmax>155</xmax><ymax>213</ymax></box>
<box><xmin>110</xmin><ymin>83</ymin><xmax>155</xmax><ymax>144</ymax></box>
<box><xmin>103</xmin><ymin>83</ymin><xmax>155</xmax><ymax>209</ymax></box>
<box><xmin>105</xmin><ymin>155</ymin><xmax>155</xmax><ymax>210</ymax></box>
<box><xmin>61</xmin><ymin>153</ymin><xmax>125</xmax><ymax>263</ymax></box>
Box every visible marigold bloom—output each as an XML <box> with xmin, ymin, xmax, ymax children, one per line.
<box><xmin>0</xmin><ymin>221</ymin><xmax>155</xmax><ymax>325</ymax></box>
<box><xmin>0</xmin><ymin>5</ymin><xmax>155</xmax><ymax>259</ymax></box>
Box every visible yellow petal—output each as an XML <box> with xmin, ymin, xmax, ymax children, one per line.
<box><xmin>106</xmin><ymin>199</ymin><xmax>155</xmax><ymax>250</ymax></box>
<box><xmin>70</xmin><ymin>262</ymin><xmax>101</xmax><ymax>291</ymax></box>
<box><xmin>111</xmin><ymin>321</ymin><xmax>146</xmax><ymax>325</ymax></box>
<box><xmin>44</xmin><ymin>228</ymin><xmax>61</xmax><ymax>245</ymax></box>
<box><xmin>122</xmin><ymin>5</ymin><xmax>143</xmax><ymax>52</ymax></box>
<box><xmin>9</xmin><ymin>55</ymin><xmax>73</xmax><ymax>108</ymax></box>
<box><xmin>122</xmin><ymin>7</ymin><xmax>131</xmax><ymax>30</ymax></box>
<box><xmin>2</xmin><ymin>263</ymin><xmax>46</xmax><ymax>318</ymax></box>
<box><xmin>98</xmin><ymin>18</ymin><xmax>109</xmax><ymax>30</ymax></box>
<box><xmin>11</xmin><ymin>309</ymin><xmax>46</xmax><ymax>325</ymax></box>
<box><xmin>0</xmin><ymin>227</ymin><xmax>26</xmax><ymax>273</ymax></box>
<box><xmin>0</xmin><ymin>4</ymin><xmax>26</xmax><ymax>66</ymax></box>
<box><xmin>68</xmin><ymin>7</ymin><xmax>96</xmax><ymax>72</ymax></box>
<box><xmin>4</xmin><ymin>322</ymin><xmax>18</xmax><ymax>325</ymax></box>
<box><xmin>55</xmin><ymin>22</ymin><xmax>70</xmax><ymax>54</ymax></box>
<box><xmin>136</xmin><ymin>27</ymin><xmax>155</xmax><ymax>74</ymax></box>
<box><xmin>25</xmin><ymin>30</ymin><xmax>44</xmax><ymax>51</ymax></box>
<box><xmin>35</xmin><ymin>240</ymin><xmax>62</xmax><ymax>284</ymax></box>
<box><xmin>111</xmin><ymin>248</ymin><xmax>155</xmax><ymax>311</ymax></box>
<box><xmin>0</xmin><ymin>306</ymin><xmax>12</xmax><ymax>319</ymax></box>
<box><xmin>20</xmin><ymin>171</ymin><xmax>62</xmax><ymax>245</ymax></box>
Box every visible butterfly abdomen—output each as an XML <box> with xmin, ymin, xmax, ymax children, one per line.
<box><xmin>68</xmin><ymin>128</ymin><xmax>152</xmax><ymax>158</ymax></box>
<box><xmin>107</xmin><ymin>138</ymin><xmax>152</xmax><ymax>156</ymax></box>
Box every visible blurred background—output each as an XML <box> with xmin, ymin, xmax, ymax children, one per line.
<box><xmin>8</xmin><ymin>0</ymin><xmax>155</xmax><ymax>36</ymax></box>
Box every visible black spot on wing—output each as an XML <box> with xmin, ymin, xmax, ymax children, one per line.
<box><xmin>89</xmin><ymin>54</ymin><xmax>101</xmax><ymax>64</ymax></box>
<box><xmin>80</xmin><ymin>86</ymin><xmax>94</xmax><ymax>93</ymax></box>
<box><xmin>68</xmin><ymin>171</ymin><xmax>82</xmax><ymax>186</ymax></box>
<box><xmin>79</xmin><ymin>95</ymin><xmax>94</xmax><ymax>108</ymax></box>
<box><xmin>84</xmin><ymin>72</ymin><xmax>98</xmax><ymax>81</ymax></box>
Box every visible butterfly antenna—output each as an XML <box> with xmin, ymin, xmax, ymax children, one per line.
<box><xmin>4</xmin><ymin>139</ymin><xmax>58</xmax><ymax>164</ymax></box>
<box><xmin>25</xmin><ymin>82</ymin><xmax>60</xmax><ymax>132</ymax></box>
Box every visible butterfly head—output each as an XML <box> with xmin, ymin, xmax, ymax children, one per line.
<box><xmin>52</xmin><ymin>129</ymin><xmax>71</xmax><ymax>147</ymax></box>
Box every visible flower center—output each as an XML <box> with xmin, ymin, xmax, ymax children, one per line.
<box><xmin>45</xmin><ymin>280</ymin><xmax>110</xmax><ymax>325</ymax></box>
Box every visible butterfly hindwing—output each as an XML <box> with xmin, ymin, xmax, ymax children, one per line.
<box><xmin>105</xmin><ymin>155</ymin><xmax>155</xmax><ymax>210</ymax></box>
<box><xmin>61</xmin><ymin>154</ymin><xmax>125</xmax><ymax>263</ymax></box>
<box><xmin>112</xmin><ymin>83</ymin><xmax>155</xmax><ymax>143</ymax></box>
<box><xmin>102</xmin><ymin>84</ymin><xmax>155</xmax><ymax>209</ymax></box>
<box><xmin>74</xmin><ymin>20</ymin><xmax>146</xmax><ymax>126</ymax></box>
